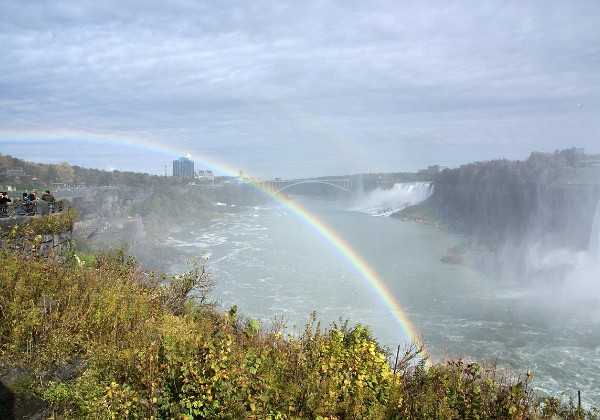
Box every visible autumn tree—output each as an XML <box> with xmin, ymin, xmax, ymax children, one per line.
<box><xmin>56</xmin><ymin>161</ymin><xmax>75</xmax><ymax>184</ymax></box>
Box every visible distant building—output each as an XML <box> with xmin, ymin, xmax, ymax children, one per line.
<box><xmin>419</xmin><ymin>165</ymin><xmax>448</xmax><ymax>175</ymax></box>
<box><xmin>195</xmin><ymin>170</ymin><xmax>215</xmax><ymax>183</ymax></box>
<box><xmin>218</xmin><ymin>176</ymin><xmax>241</xmax><ymax>184</ymax></box>
<box><xmin>173</xmin><ymin>156</ymin><xmax>195</xmax><ymax>178</ymax></box>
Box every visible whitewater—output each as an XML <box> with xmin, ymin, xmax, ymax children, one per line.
<box><xmin>166</xmin><ymin>184</ymin><xmax>600</xmax><ymax>407</ymax></box>
<box><xmin>352</xmin><ymin>182</ymin><xmax>434</xmax><ymax>216</ymax></box>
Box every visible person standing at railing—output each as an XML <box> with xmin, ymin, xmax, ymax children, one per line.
<box><xmin>41</xmin><ymin>190</ymin><xmax>56</xmax><ymax>212</ymax></box>
<box><xmin>0</xmin><ymin>192</ymin><xmax>11</xmax><ymax>217</ymax></box>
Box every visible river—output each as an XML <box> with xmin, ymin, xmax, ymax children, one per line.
<box><xmin>165</xmin><ymin>191</ymin><xmax>600</xmax><ymax>407</ymax></box>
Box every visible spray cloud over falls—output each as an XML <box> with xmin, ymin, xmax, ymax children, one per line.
<box><xmin>491</xmin><ymin>194</ymin><xmax>600</xmax><ymax>322</ymax></box>
<box><xmin>589</xmin><ymin>201</ymin><xmax>600</xmax><ymax>259</ymax></box>
<box><xmin>550</xmin><ymin>199</ymin><xmax>600</xmax><ymax>312</ymax></box>
<box><xmin>352</xmin><ymin>182</ymin><xmax>433</xmax><ymax>217</ymax></box>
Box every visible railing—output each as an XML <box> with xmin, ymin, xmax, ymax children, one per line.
<box><xmin>0</xmin><ymin>200</ymin><xmax>65</xmax><ymax>218</ymax></box>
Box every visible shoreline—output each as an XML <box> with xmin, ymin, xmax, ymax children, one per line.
<box><xmin>73</xmin><ymin>201</ymin><xmax>260</xmax><ymax>275</ymax></box>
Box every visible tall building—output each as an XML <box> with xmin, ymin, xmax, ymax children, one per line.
<box><xmin>173</xmin><ymin>156</ymin><xmax>194</xmax><ymax>178</ymax></box>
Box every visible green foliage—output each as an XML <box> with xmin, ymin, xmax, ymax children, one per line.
<box><xmin>398</xmin><ymin>359</ymin><xmax>536</xmax><ymax>418</ymax></box>
<box><xmin>27</xmin><ymin>208</ymin><xmax>78</xmax><ymax>235</ymax></box>
<box><xmin>157</xmin><ymin>254</ymin><xmax>216</xmax><ymax>315</ymax></box>
<box><xmin>0</xmin><ymin>245</ymin><xmax>598</xmax><ymax>418</ymax></box>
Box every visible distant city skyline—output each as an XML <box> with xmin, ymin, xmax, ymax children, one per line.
<box><xmin>1</xmin><ymin>1</ymin><xmax>599</xmax><ymax>179</ymax></box>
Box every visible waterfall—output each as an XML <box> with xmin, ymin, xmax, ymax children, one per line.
<box><xmin>589</xmin><ymin>200</ymin><xmax>600</xmax><ymax>258</ymax></box>
<box><xmin>353</xmin><ymin>182</ymin><xmax>434</xmax><ymax>217</ymax></box>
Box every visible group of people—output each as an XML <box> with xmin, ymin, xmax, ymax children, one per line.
<box><xmin>0</xmin><ymin>189</ymin><xmax>57</xmax><ymax>217</ymax></box>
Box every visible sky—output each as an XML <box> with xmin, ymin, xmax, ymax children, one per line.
<box><xmin>1</xmin><ymin>0</ymin><xmax>599</xmax><ymax>179</ymax></box>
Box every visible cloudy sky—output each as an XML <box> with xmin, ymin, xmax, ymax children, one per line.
<box><xmin>1</xmin><ymin>0</ymin><xmax>599</xmax><ymax>179</ymax></box>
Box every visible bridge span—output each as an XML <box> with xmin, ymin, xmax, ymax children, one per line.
<box><xmin>259</xmin><ymin>176</ymin><xmax>363</xmax><ymax>195</ymax></box>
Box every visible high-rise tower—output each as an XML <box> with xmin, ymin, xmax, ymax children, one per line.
<box><xmin>173</xmin><ymin>156</ymin><xmax>194</xmax><ymax>178</ymax></box>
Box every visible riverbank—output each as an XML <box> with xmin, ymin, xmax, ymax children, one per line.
<box><xmin>73</xmin><ymin>202</ymin><xmax>265</xmax><ymax>274</ymax></box>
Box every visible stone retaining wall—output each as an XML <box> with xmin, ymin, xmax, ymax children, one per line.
<box><xmin>0</xmin><ymin>213</ymin><xmax>73</xmax><ymax>259</ymax></box>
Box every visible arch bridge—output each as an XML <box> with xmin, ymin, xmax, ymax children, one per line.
<box><xmin>260</xmin><ymin>176</ymin><xmax>363</xmax><ymax>195</ymax></box>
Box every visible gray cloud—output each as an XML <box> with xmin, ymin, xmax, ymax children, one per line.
<box><xmin>1</xmin><ymin>0</ymin><xmax>599</xmax><ymax>178</ymax></box>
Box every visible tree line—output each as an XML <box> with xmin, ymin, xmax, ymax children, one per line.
<box><xmin>421</xmin><ymin>148</ymin><xmax>600</xmax><ymax>250</ymax></box>
<box><xmin>0</xmin><ymin>153</ymin><xmax>180</xmax><ymax>189</ymax></box>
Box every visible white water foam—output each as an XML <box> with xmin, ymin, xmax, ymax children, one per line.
<box><xmin>352</xmin><ymin>182</ymin><xmax>434</xmax><ymax>216</ymax></box>
<box><xmin>166</xmin><ymin>233</ymin><xmax>228</xmax><ymax>248</ymax></box>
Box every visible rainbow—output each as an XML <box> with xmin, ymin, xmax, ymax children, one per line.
<box><xmin>0</xmin><ymin>129</ymin><xmax>427</xmax><ymax>351</ymax></box>
<box><xmin>259</xmin><ymin>191</ymin><xmax>427</xmax><ymax>351</ymax></box>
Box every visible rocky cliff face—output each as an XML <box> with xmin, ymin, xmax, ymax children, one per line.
<box><xmin>58</xmin><ymin>186</ymin><xmax>150</xmax><ymax>221</ymax></box>
<box><xmin>60</xmin><ymin>187</ymin><xmax>152</xmax><ymax>260</ymax></box>
<box><xmin>421</xmin><ymin>181</ymin><xmax>600</xmax><ymax>251</ymax></box>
